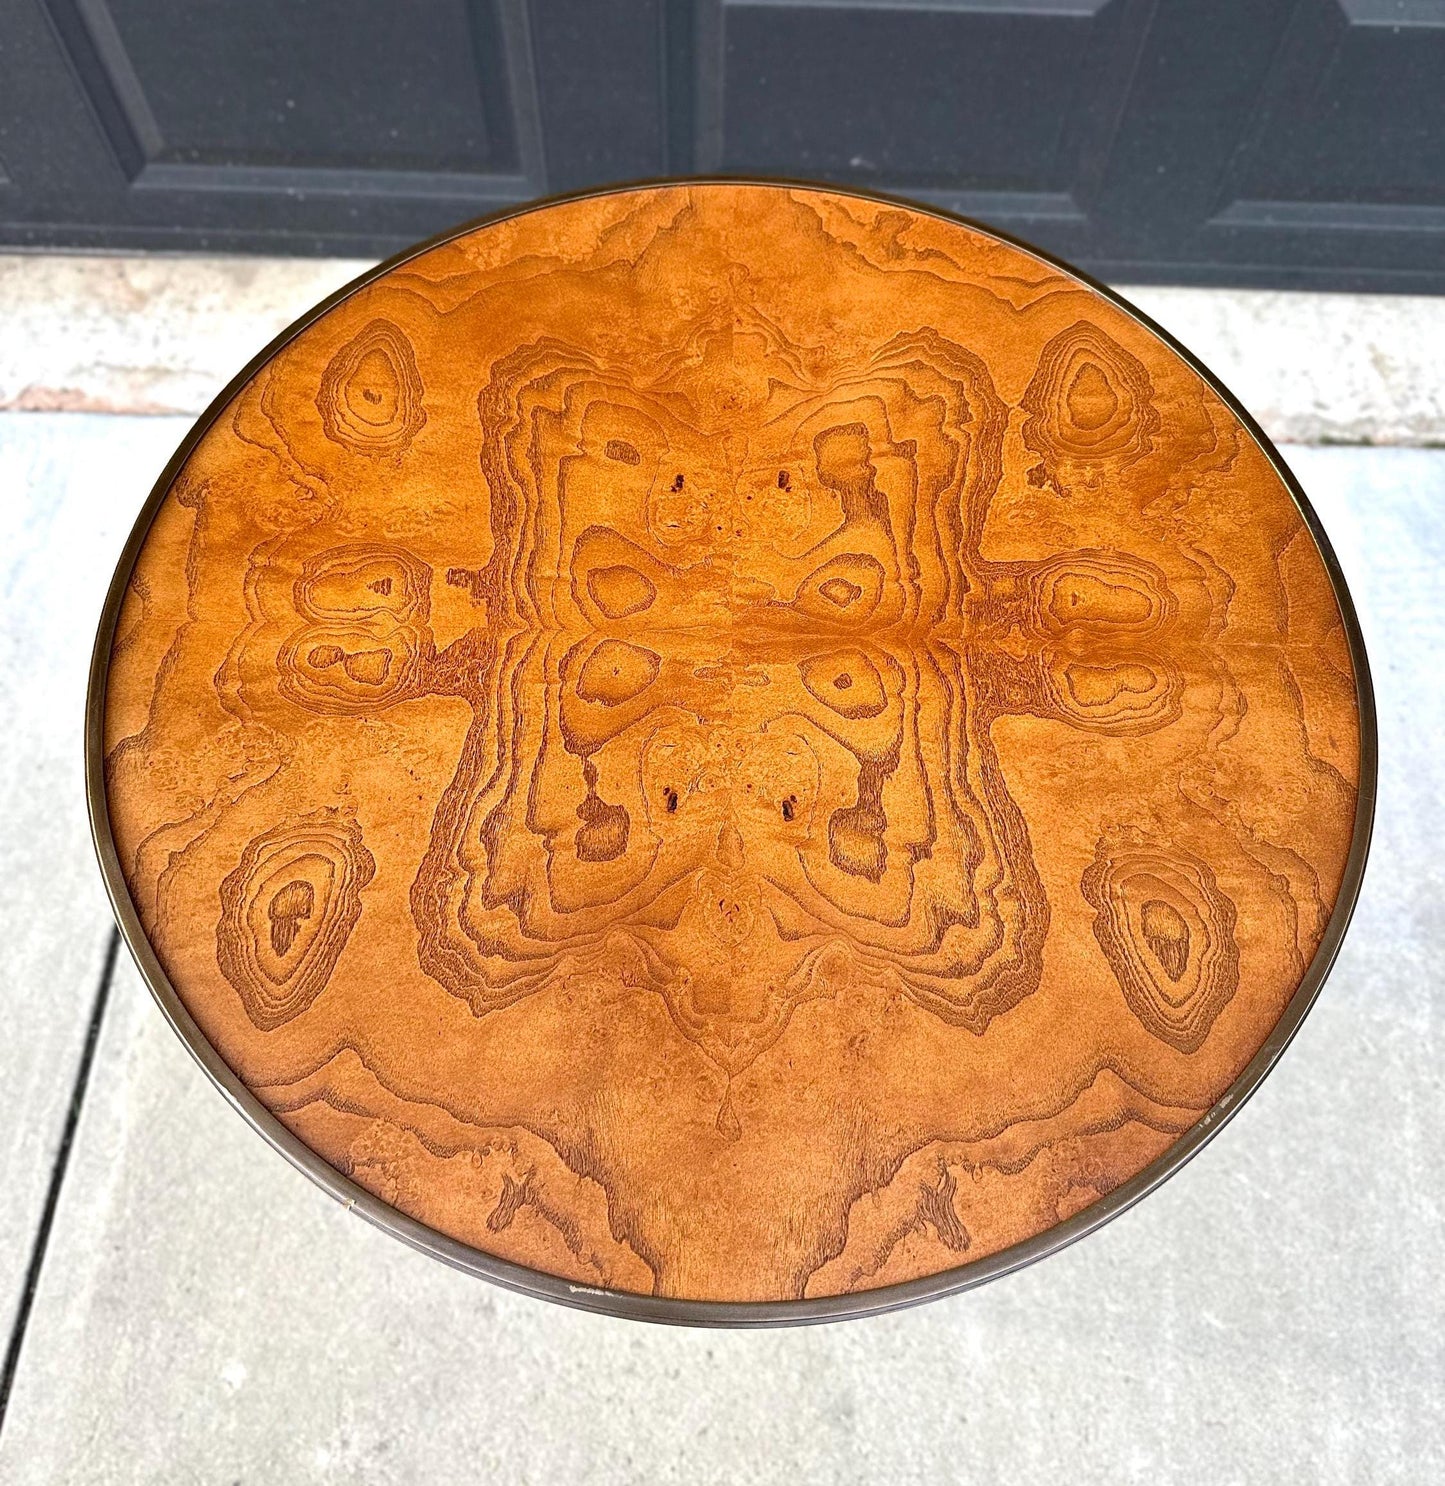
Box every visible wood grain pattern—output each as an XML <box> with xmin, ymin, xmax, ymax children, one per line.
<box><xmin>99</xmin><ymin>184</ymin><xmax>1362</xmax><ymax>1306</ymax></box>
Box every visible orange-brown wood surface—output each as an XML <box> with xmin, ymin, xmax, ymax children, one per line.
<box><xmin>100</xmin><ymin>184</ymin><xmax>1363</xmax><ymax>1305</ymax></box>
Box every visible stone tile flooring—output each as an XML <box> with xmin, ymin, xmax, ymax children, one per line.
<box><xmin>0</xmin><ymin>415</ymin><xmax>189</xmax><ymax>1344</ymax></box>
<box><xmin>5</xmin><ymin>254</ymin><xmax>1443</xmax><ymax>445</ymax></box>
<box><xmin>0</xmin><ymin>413</ymin><xmax>1440</xmax><ymax>1483</ymax></box>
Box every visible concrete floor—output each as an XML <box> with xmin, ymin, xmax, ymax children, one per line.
<box><xmin>4</xmin><ymin>253</ymin><xmax>1444</xmax><ymax>445</ymax></box>
<box><xmin>0</xmin><ymin>270</ymin><xmax>1441</xmax><ymax>1482</ymax></box>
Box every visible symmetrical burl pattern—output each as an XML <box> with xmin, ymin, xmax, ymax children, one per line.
<box><xmin>100</xmin><ymin>184</ymin><xmax>1363</xmax><ymax>1306</ymax></box>
<box><xmin>217</xmin><ymin>812</ymin><xmax>375</xmax><ymax>1032</ymax></box>
<box><xmin>1080</xmin><ymin>836</ymin><xmax>1240</xmax><ymax>1055</ymax></box>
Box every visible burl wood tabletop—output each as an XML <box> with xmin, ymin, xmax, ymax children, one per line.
<box><xmin>96</xmin><ymin>183</ymin><xmax>1367</xmax><ymax>1314</ymax></box>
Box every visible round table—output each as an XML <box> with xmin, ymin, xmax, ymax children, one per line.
<box><xmin>88</xmin><ymin>181</ymin><xmax>1373</xmax><ymax>1324</ymax></box>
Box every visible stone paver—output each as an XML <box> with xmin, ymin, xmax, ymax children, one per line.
<box><xmin>1122</xmin><ymin>286</ymin><xmax>1445</xmax><ymax>447</ymax></box>
<box><xmin>0</xmin><ymin>255</ymin><xmax>369</xmax><ymax>414</ymax></box>
<box><xmin>0</xmin><ymin>442</ymin><xmax>1439</xmax><ymax>1483</ymax></box>
<box><xmin>0</xmin><ymin>414</ymin><xmax>190</xmax><ymax>1342</ymax></box>
<box><xmin>1</xmin><ymin>252</ymin><xmax>1443</xmax><ymax>446</ymax></box>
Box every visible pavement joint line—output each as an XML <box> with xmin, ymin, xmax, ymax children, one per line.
<box><xmin>0</xmin><ymin>926</ymin><xmax>121</xmax><ymax>1437</ymax></box>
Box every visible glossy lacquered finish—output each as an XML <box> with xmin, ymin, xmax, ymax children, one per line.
<box><xmin>89</xmin><ymin>181</ymin><xmax>1373</xmax><ymax>1325</ymax></box>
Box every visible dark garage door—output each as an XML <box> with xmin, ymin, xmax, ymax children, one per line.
<box><xmin>1</xmin><ymin>0</ymin><xmax>1442</xmax><ymax>290</ymax></box>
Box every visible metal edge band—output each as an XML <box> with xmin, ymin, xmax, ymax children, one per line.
<box><xmin>83</xmin><ymin>176</ymin><xmax>1378</xmax><ymax>1329</ymax></box>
